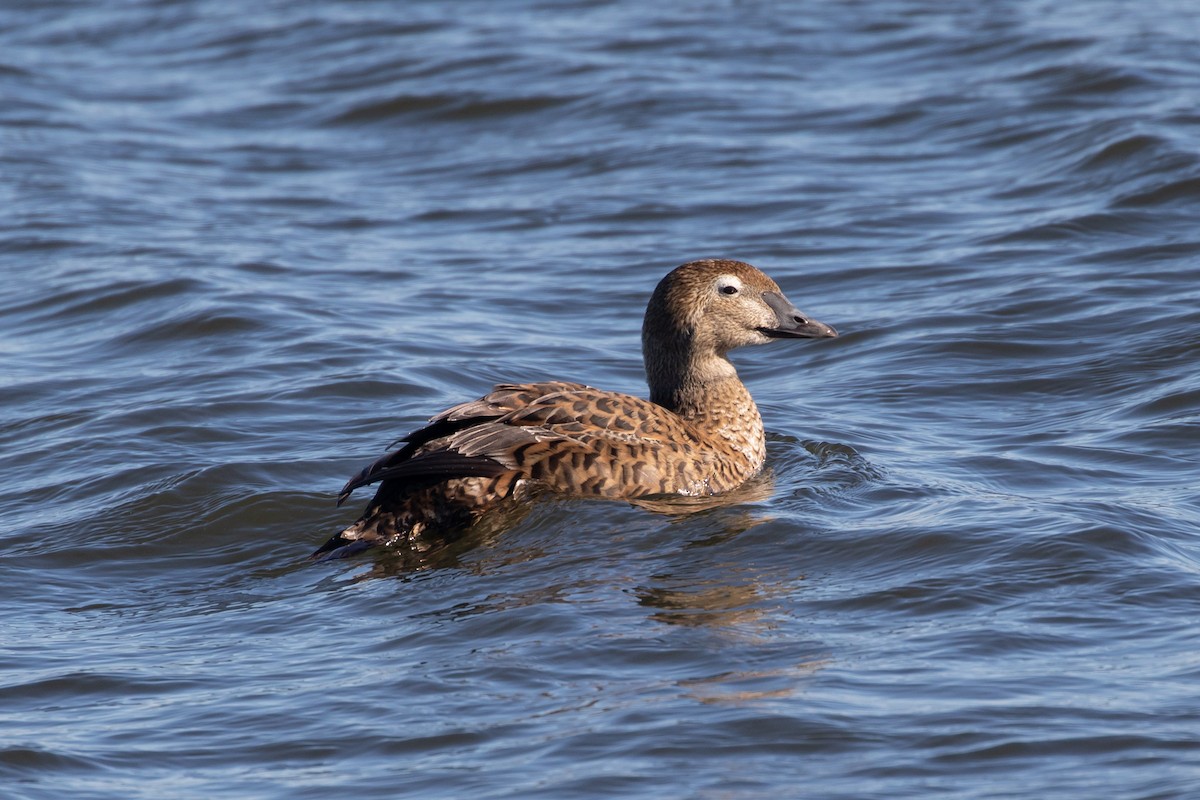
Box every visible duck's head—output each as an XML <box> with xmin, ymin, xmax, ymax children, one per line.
<box><xmin>643</xmin><ymin>259</ymin><xmax>837</xmax><ymax>359</ymax></box>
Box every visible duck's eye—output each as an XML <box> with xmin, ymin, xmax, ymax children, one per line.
<box><xmin>719</xmin><ymin>284</ymin><xmax>738</xmax><ymax>296</ymax></box>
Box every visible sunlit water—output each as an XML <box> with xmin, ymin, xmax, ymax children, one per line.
<box><xmin>3</xmin><ymin>2</ymin><xmax>1200</xmax><ymax>798</ymax></box>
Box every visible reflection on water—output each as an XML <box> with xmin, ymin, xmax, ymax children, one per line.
<box><xmin>679</xmin><ymin>660</ymin><xmax>830</xmax><ymax>705</ymax></box>
<box><xmin>637</xmin><ymin>577</ymin><xmax>779</xmax><ymax>629</ymax></box>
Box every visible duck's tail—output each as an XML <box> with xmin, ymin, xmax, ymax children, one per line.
<box><xmin>313</xmin><ymin>471</ymin><xmax>517</xmax><ymax>562</ymax></box>
<box><xmin>309</xmin><ymin>528</ymin><xmax>376</xmax><ymax>561</ymax></box>
<box><xmin>311</xmin><ymin>495</ymin><xmax>451</xmax><ymax>562</ymax></box>
<box><xmin>309</xmin><ymin>510</ymin><xmax>401</xmax><ymax>561</ymax></box>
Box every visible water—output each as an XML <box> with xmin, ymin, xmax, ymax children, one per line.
<box><xmin>3</xmin><ymin>1</ymin><xmax>1200</xmax><ymax>797</ymax></box>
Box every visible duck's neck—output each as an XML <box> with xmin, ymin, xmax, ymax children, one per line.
<box><xmin>645</xmin><ymin>349</ymin><xmax>767</xmax><ymax>471</ymax></box>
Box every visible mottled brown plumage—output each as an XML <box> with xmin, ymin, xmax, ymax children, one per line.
<box><xmin>313</xmin><ymin>259</ymin><xmax>837</xmax><ymax>559</ymax></box>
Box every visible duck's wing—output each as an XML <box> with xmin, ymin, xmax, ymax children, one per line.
<box><xmin>502</xmin><ymin>385</ymin><xmax>689</xmax><ymax>443</ymax></box>
<box><xmin>492</xmin><ymin>386</ymin><xmax>711</xmax><ymax>497</ymax></box>
<box><xmin>336</xmin><ymin>381</ymin><xmax>590</xmax><ymax>505</ymax></box>
<box><xmin>352</xmin><ymin>384</ymin><xmax>705</xmax><ymax>500</ymax></box>
<box><xmin>427</xmin><ymin>381</ymin><xmax>590</xmax><ymax>429</ymax></box>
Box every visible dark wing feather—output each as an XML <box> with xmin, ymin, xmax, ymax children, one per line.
<box><xmin>337</xmin><ymin>446</ymin><xmax>513</xmax><ymax>506</ymax></box>
<box><xmin>384</xmin><ymin>381</ymin><xmax>591</xmax><ymax>448</ymax></box>
<box><xmin>427</xmin><ymin>381</ymin><xmax>590</xmax><ymax>426</ymax></box>
<box><xmin>337</xmin><ymin>381</ymin><xmax>590</xmax><ymax>505</ymax></box>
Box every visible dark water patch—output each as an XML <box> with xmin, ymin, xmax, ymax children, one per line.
<box><xmin>1013</xmin><ymin>62</ymin><xmax>1157</xmax><ymax>101</ymax></box>
<box><xmin>0</xmin><ymin>671</ymin><xmax>201</xmax><ymax>709</ymax></box>
<box><xmin>0</xmin><ymin>61</ymin><xmax>34</xmax><ymax>78</ymax></box>
<box><xmin>327</xmin><ymin>92</ymin><xmax>580</xmax><ymax>126</ymax></box>
<box><xmin>1011</xmin><ymin>35</ymin><xmax>1096</xmax><ymax>58</ymax></box>
<box><xmin>324</xmin><ymin>92</ymin><xmax>467</xmax><ymax>124</ymax></box>
<box><xmin>15</xmin><ymin>276</ymin><xmax>206</xmax><ymax>321</ymax></box>
<box><xmin>1125</xmin><ymin>385</ymin><xmax>1200</xmax><ymax>421</ymax></box>
<box><xmin>1114</xmin><ymin>175</ymin><xmax>1200</xmax><ymax>208</ymax></box>
<box><xmin>111</xmin><ymin>308</ymin><xmax>268</xmax><ymax>347</ymax></box>
<box><xmin>1074</xmin><ymin>133</ymin><xmax>1171</xmax><ymax>170</ymax></box>
<box><xmin>1011</xmin><ymin>211</ymin><xmax>1153</xmax><ymax>241</ymax></box>
<box><xmin>0</xmin><ymin>746</ymin><xmax>98</xmax><ymax>779</ymax></box>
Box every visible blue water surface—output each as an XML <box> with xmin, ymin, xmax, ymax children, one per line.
<box><xmin>2</xmin><ymin>1</ymin><xmax>1199</xmax><ymax>798</ymax></box>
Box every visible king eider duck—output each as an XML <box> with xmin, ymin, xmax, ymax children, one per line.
<box><xmin>314</xmin><ymin>259</ymin><xmax>837</xmax><ymax>559</ymax></box>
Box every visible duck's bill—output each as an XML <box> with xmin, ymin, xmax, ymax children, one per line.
<box><xmin>760</xmin><ymin>291</ymin><xmax>839</xmax><ymax>339</ymax></box>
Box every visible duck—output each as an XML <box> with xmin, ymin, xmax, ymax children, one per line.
<box><xmin>313</xmin><ymin>259</ymin><xmax>837</xmax><ymax>560</ymax></box>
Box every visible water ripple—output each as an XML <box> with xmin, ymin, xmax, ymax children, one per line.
<box><xmin>4</xmin><ymin>1</ymin><xmax>1200</xmax><ymax>798</ymax></box>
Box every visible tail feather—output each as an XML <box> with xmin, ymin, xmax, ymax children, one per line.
<box><xmin>310</xmin><ymin>534</ymin><xmax>375</xmax><ymax>561</ymax></box>
<box><xmin>310</xmin><ymin>515</ymin><xmax>390</xmax><ymax>561</ymax></box>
